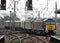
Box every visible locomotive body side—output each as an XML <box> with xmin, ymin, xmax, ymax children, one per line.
<box><xmin>4</xmin><ymin>19</ymin><xmax>56</xmax><ymax>35</ymax></box>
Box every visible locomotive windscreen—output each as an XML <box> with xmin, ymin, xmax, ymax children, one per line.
<box><xmin>46</xmin><ymin>22</ymin><xmax>56</xmax><ymax>24</ymax></box>
<box><xmin>46</xmin><ymin>22</ymin><xmax>50</xmax><ymax>24</ymax></box>
<box><xmin>51</xmin><ymin>22</ymin><xmax>56</xmax><ymax>24</ymax></box>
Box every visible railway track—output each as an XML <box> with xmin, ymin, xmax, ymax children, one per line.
<box><xmin>8</xmin><ymin>34</ymin><xmax>51</xmax><ymax>43</ymax></box>
<box><xmin>0</xmin><ymin>30</ymin><xmax>52</xmax><ymax>43</ymax></box>
<box><xmin>22</xmin><ymin>35</ymin><xmax>53</xmax><ymax>43</ymax></box>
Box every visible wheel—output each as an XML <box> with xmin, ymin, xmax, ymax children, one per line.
<box><xmin>31</xmin><ymin>30</ymin><xmax>34</xmax><ymax>34</ymax></box>
<box><xmin>34</xmin><ymin>30</ymin><xmax>41</xmax><ymax>35</ymax></box>
<box><xmin>26</xmin><ymin>29</ymin><xmax>30</xmax><ymax>34</ymax></box>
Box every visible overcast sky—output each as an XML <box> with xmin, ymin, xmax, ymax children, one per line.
<box><xmin>0</xmin><ymin>0</ymin><xmax>60</xmax><ymax>20</ymax></box>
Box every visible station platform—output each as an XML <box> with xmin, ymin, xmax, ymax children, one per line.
<box><xmin>0</xmin><ymin>35</ymin><xmax>5</xmax><ymax>43</ymax></box>
<box><xmin>51</xmin><ymin>35</ymin><xmax>60</xmax><ymax>43</ymax></box>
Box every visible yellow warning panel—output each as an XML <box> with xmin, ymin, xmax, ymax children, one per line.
<box><xmin>46</xmin><ymin>25</ymin><xmax>56</xmax><ymax>30</ymax></box>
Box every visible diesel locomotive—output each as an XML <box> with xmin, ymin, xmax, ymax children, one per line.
<box><xmin>42</xmin><ymin>19</ymin><xmax>56</xmax><ymax>35</ymax></box>
<box><xmin>25</xmin><ymin>18</ymin><xmax>56</xmax><ymax>35</ymax></box>
<box><xmin>4</xmin><ymin>18</ymin><xmax>56</xmax><ymax>35</ymax></box>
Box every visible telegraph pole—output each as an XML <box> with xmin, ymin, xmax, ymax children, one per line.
<box><xmin>55</xmin><ymin>1</ymin><xmax>57</xmax><ymax>21</ymax></box>
<box><xmin>47</xmin><ymin>0</ymin><xmax>48</xmax><ymax>10</ymax></box>
<box><xmin>10</xmin><ymin>11</ymin><xmax>12</xmax><ymax>30</ymax></box>
<box><xmin>38</xmin><ymin>11</ymin><xmax>40</xmax><ymax>19</ymax></box>
<box><xmin>13</xmin><ymin>1</ymin><xmax>16</xmax><ymax>31</ymax></box>
<box><xmin>0</xmin><ymin>0</ymin><xmax>1</xmax><ymax>10</ymax></box>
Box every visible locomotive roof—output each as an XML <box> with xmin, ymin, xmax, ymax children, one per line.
<box><xmin>34</xmin><ymin>18</ymin><xmax>56</xmax><ymax>22</ymax></box>
<box><xmin>4</xmin><ymin>20</ymin><xmax>22</xmax><ymax>22</ymax></box>
<box><xmin>34</xmin><ymin>18</ymin><xmax>42</xmax><ymax>22</ymax></box>
<box><xmin>43</xmin><ymin>19</ymin><xmax>56</xmax><ymax>22</ymax></box>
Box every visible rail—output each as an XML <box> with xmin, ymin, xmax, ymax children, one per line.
<box><xmin>0</xmin><ymin>30</ymin><xmax>52</xmax><ymax>43</ymax></box>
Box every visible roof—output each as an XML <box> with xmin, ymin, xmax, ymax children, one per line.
<box><xmin>34</xmin><ymin>18</ymin><xmax>42</xmax><ymax>22</ymax></box>
<box><xmin>4</xmin><ymin>20</ymin><xmax>22</xmax><ymax>22</ymax></box>
<box><xmin>44</xmin><ymin>19</ymin><xmax>56</xmax><ymax>22</ymax></box>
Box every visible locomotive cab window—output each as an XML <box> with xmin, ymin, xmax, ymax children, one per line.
<box><xmin>45</xmin><ymin>22</ymin><xmax>50</xmax><ymax>24</ymax></box>
<box><xmin>51</xmin><ymin>22</ymin><xmax>56</xmax><ymax>24</ymax></box>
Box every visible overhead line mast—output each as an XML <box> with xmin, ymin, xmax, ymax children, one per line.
<box><xmin>55</xmin><ymin>1</ymin><xmax>57</xmax><ymax>21</ymax></box>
